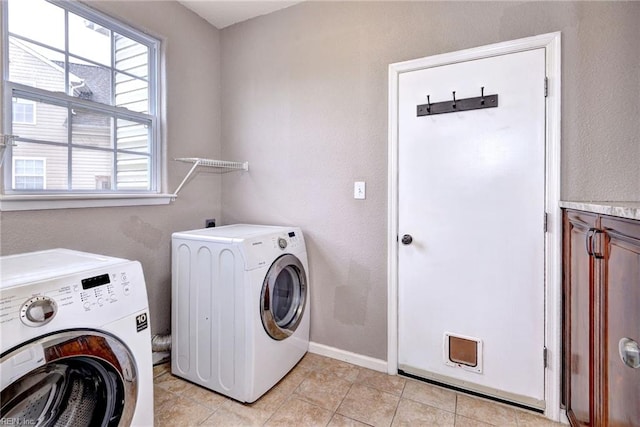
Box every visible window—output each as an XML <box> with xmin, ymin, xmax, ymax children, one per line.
<box><xmin>13</xmin><ymin>157</ymin><xmax>46</xmax><ymax>189</ymax></box>
<box><xmin>12</xmin><ymin>98</ymin><xmax>36</xmax><ymax>124</ymax></box>
<box><xmin>2</xmin><ymin>0</ymin><xmax>164</xmax><ymax>209</ymax></box>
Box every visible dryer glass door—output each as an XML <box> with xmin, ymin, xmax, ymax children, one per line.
<box><xmin>261</xmin><ymin>254</ymin><xmax>307</xmax><ymax>340</ymax></box>
<box><xmin>1</xmin><ymin>330</ymin><xmax>137</xmax><ymax>427</ymax></box>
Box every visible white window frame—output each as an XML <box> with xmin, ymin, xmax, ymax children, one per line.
<box><xmin>12</xmin><ymin>97</ymin><xmax>37</xmax><ymax>125</ymax></box>
<box><xmin>12</xmin><ymin>156</ymin><xmax>46</xmax><ymax>189</ymax></box>
<box><xmin>0</xmin><ymin>0</ymin><xmax>169</xmax><ymax>211</ymax></box>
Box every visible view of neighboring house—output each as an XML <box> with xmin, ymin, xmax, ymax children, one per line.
<box><xmin>8</xmin><ymin>30</ymin><xmax>151</xmax><ymax>192</ymax></box>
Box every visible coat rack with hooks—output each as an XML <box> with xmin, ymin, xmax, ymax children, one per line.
<box><xmin>417</xmin><ymin>87</ymin><xmax>498</xmax><ymax>117</ymax></box>
<box><xmin>172</xmin><ymin>157</ymin><xmax>249</xmax><ymax>199</ymax></box>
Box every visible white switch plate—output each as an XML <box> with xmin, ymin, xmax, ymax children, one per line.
<box><xmin>354</xmin><ymin>181</ymin><xmax>366</xmax><ymax>199</ymax></box>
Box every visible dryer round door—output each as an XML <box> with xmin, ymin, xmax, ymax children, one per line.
<box><xmin>260</xmin><ymin>253</ymin><xmax>308</xmax><ymax>340</ymax></box>
<box><xmin>0</xmin><ymin>330</ymin><xmax>137</xmax><ymax>427</ymax></box>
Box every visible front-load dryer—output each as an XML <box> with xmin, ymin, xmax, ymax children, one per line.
<box><xmin>0</xmin><ymin>249</ymin><xmax>153</xmax><ymax>427</ymax></box>
<box><xmin>171</xmin><ymin>224</ymin><xmax>310</xmax><ymax>403</ymax></box>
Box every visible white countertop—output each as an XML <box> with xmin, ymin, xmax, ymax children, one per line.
<box><xmin>560</xmin><ymin>201</ymin><xmax>640</xmax><ymax>221</ymax></box>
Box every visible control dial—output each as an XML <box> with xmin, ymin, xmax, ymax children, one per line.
<box><xmin>278</xmin><ymin>238</ymin><xmax>287</xmax><ymax>250</ymax></box>
<box><xmin>20</xmin><ymin>296</ymin><xmax>57</xmax><ymax>327</ymax></box>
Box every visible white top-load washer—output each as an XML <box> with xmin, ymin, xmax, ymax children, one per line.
<box><xmin>171</xmin><ymin>224</ymin><xmax>310</xmax><ymax>403</ymax></box>
<box><xmin>0</xmin><ymin>249</ymin><xmax>153</xmax><ymax>426</ymax></box>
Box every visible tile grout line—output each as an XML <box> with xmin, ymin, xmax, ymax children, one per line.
<box><xmin>389</xmin><ymin>379</ymin><xmax>408</xmax><ymax>426</ymax></box>
<box><xmin>263</xmin><ymin>360</ymin><xmax>321</xmax><ymax>426</ymax></box>
<box><xmin>153</xmin><ymin>365</ymin><xmax>243</xmax><ymax>426</ymax></box>
<box><xmin>175</xmin><ymin>388</ymin><xmax>219</xmax><ymax>425</ymax></box>
<box><xmin>309</xmin><ymin>358</ymin><xmax>361</xmax><ymax>423</ymax></box>
<box><xmin>154</xmin><ymin>382</ymin><xmax>215</xmax><ymax>426</ymax></box>
<box><xmin>454</xmin><ymin>391</ymin><xmax>458</xmax><ymax>421</ymax></box>
<box><xmin>332</xmin><ymin>377</ymin><xmax>354</xmax><ymax>421</ymax></box>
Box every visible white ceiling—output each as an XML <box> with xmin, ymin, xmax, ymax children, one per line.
<box><xmin>178</xmin><ymin>1</ymin><xmax>303</xmax><ymax>29</ymax></box>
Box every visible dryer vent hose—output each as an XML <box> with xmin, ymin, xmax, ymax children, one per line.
<box><xmin>151</xmin><ymin>334</ymin><xmax>171</xmax><ymax>353</ymax></box>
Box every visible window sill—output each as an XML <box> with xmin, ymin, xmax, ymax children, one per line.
<box><xmin>0</xmin><ymin>193</ymin><xmax>174</xmax><ymax>211</ymax></box>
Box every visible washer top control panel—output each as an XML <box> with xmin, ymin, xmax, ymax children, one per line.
<box><xmin>1</xmin><ymin>260</ymin><xmax>148</xmax><ymax>356</ymax></box>
<box><xmin>272</xmin><ymin>231</ymin><xmax>302</xmax><ymax>251</ymax></box>
<box><xmin>239</xmin><ymin>230</ymin><xmax>305</xmax><ymax>270</ymax></box>
<box><xmin>172</xmin><ymin>225</ymin><xmax>306</xmax><ymax>271</ymax></box>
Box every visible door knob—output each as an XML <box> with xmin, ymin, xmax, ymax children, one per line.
<box><xmin>401</xmin><ymin>234</ymin><xmax>413</xmax><ymax>245</ymax></box>
<box><xmin>619</xmin><ymin>338</ymin><xmax>640</xmax><ymax>369</ymax></box>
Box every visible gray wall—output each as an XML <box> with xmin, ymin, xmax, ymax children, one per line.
<box><xmin>0</xmin><ymin>1</ymin><xmax>222</xmax><ymax>336</ymax></box>
<box><xmin>219</xmin><ymin>1</ymin><xmax>640</xmax><ymax>359</ymax></box>
<box><xmin>1</xmin><ymin>1</ymin><xmax>638</xmax><ymax>362</ymax></box>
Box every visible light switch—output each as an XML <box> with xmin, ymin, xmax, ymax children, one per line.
<box><xmin>354</xmin><ymin>181</ymin><xmax>366</xmax><ymax>199</ymax></box>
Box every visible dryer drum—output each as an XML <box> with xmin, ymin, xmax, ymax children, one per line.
<box><xmin>261</xmin><ymin>254</ymin><xmax>308</xmax><ymax>340</ymax></box>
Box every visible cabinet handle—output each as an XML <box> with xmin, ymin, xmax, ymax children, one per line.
<box><xmin>619</xmin><ymin>338</ymin><xmax>640</xmax><ymax>369</ymax></box>
<box><xmin>592</xmin><ymin>229</ymin><xmax>604</xmax><ymax>259</ymax></box>
<box><xmin>585</xmin><ymin>228</ymin><xmax>604</xmax><ymax>258</ymax></box>
<box><xmin>585</xmin><ymin>228</ymin><xmax>596</xmax><ymax>256</ymax></box>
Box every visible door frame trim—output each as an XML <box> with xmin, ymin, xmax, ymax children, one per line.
<box><xmin>387</xmin><ymin>32</ymin><xmax>562</xmax><ymax>420</ymax></box>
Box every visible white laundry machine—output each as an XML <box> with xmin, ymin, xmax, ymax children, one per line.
<box><xmin>171</xmin><ymin>224</ymin><xmax>310</xmax><ymax>403</ymax></box>
<box><xmin>0</xmin><ymin>249</ymin><xmax>153</xmax><ymax>426</ymax></box>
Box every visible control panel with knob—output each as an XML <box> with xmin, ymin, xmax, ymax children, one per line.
<box><xmin>20</xmin><ymin>296</ymin><xmax>58</xmax><ymax>327</ymax></box>
<box><xmin>270</xmin><ymin>231</ymin><xmax>301</xmax><ymax>251</ymax></box>
<box><xmin>0</xmin><ymin>260</ymin><xmax>147</xmax><ymax>352</ymax></box>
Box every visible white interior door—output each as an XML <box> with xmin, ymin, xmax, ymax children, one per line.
<box><xmin>397</xmin><ymin>48</ymin><xmax>546</xmax><ymax>407</ymax></box>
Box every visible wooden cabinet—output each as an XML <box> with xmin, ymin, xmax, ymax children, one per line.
<box><xmin>564</xmin><ymin>210</ymin><xmax>597</xmax><ymax>425</ymax></box>
<box><xmin>563</xmin><ymin>210</ymin><xmax>640</xmax><ymax>427</ymax></box>
<box><xmin>601</xmin><ymin>216</ymin><xmax>640</xmax><ymax>426</ymax></box>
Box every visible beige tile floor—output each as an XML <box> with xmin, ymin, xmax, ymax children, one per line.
<box><xmin>153</xmin><ymin>353</ymin><xmax>563</xmax><ymax>427</ymax></box>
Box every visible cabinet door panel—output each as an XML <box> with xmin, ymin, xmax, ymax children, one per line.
<box><xmin>564</xmin><ymin>210</ymin><xmax>599</xmax><ymax>426</ymax></box>
<box><xmin>602</xmin><ymin>217</ymin><xmax>640</xmax><ymax>427</ymax></box>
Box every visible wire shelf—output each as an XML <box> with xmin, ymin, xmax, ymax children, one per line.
<box><xmin>172</xmin><ymin>157</ymin><xmax>249</xmax><ymax>199</ymax></box>
<box><xmin>175</xmin><ymin>157</ymin><xmax>249</xmax><ymax>171</ymax></box>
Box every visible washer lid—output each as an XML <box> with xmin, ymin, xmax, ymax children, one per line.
<box><xmin>171</xmin><ymin>224</ymin><xmax>294</xmax><ymax>243</ymax></box>
<box><xmin>0</xmin><ymin>249</ymin><xmax>127</xmax><ymax>289</ymax></box>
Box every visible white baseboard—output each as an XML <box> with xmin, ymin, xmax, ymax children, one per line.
<box><xmin>308</xmin><ymin>341</ymin><xmax>388</xmax><ymax>373</ymax></box>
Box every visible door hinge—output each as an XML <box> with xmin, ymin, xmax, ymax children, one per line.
<box><xmin>544</xmin><ymin>77</ymin><xmax>548</xmax><ymax>98</ymax></box>
<box><xmin>543</xmin><ymin>347</ymin><xmax>548</xmax><ymax>368</ymax></box>
<box><xmin>544</xmin><ymin>212</ymin><xmax>548</xmax><ymax>233</ymax></box>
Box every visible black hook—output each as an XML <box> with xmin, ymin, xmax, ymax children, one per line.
<box><xmin>426</xmin><ymin>95</ymin><xmax>431</xmax><ymax>113</ymax></box>
<box><xmin>452</xmin><ymin>91</ymin><xmax>457</xmax><ymax>108</ymax></box>
<box><xmin>481</xmin><ymin>87</ymin><xmax>485</xmax><ymax>105</ymax></box>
